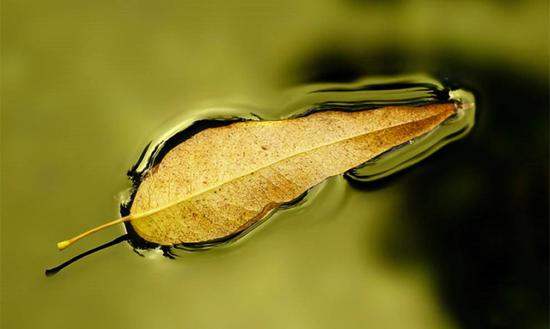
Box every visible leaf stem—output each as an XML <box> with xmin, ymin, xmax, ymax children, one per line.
<box><xmin>56</xmin><ymin>215</ymin><xmax>133</xmax><ymax>250</ymax></box>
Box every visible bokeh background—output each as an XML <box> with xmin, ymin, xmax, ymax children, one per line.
<box><xmin>2</xmin><ymin>1</ymin><xmax>548</xmax><ymax>329</ymax></box>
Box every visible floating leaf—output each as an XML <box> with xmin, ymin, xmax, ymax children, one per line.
<box><xmin>129</xmin><ymin>102</ymin><xmax>458</xmax><ymax>245</ymax></box>
<box><xmin>50</xmin><ymin>76</ymin><xmax>475</xmax><ymax>276</ymax></box>
<box><xmin>57</xmin><ymin>105</ymin><xmax>472</xmax><ymax>251</ymax></box>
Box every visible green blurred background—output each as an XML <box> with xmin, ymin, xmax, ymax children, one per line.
<box><xmin>1</xmin><ymin>1</ymin><xmax>548</xmax><ymax>329</ymax></box>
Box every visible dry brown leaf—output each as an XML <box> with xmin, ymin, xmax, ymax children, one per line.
<box><xmin>127</xmin><ymin>103</ymin><xmax>456</xmax><ymax>245</ymax></box>
<box><xmin>55</xmin><ymin>102</ymin><xmax>458</xmax><ymax>250</ymax></box>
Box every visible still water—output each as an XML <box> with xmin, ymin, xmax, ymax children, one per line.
<box><xmin>46</xmin><ymin>76</ymin><xmax>476</xmax><ymax>271</ymax></box>
<box><xmin>10</xmin><ymin>81</ymin><xmax>469</xmax><ymax>328</ymax></box>
<box><xmin>2</xmin><ymin>1</ymin><xmax>548</xmax><ymax>329</ymax></box>
<box><xmin>11</xmin><ymin>77</ymin><xmax>457</xmax><ymax>264</ymax></box>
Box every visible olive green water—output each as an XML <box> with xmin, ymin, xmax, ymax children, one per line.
<box><xmin>2</xmin><ymin>1</ymin><xmax>548</xmax><ymax>329</ymax></box>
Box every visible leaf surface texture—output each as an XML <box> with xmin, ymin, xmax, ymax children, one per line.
<box><xmin>130</xmin><ymin>103</ymin><xmax>456</xmax><ymax>245</ymax></box>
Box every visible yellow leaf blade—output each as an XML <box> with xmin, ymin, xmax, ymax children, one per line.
<box><xmin>130</xmin><ymin>103</ymin><xmax>457</xmax><ymax>245</ymax></box>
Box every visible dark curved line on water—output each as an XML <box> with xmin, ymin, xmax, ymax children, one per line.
<box><xmin>45</xmin><ymin>234</ymin><xmax>129</xmax><ymax>276</ymax></box>
<box><xmin>309</xmin><ymin>82</ymin><xmax>447</xmax><ymax>95</ymax></box>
